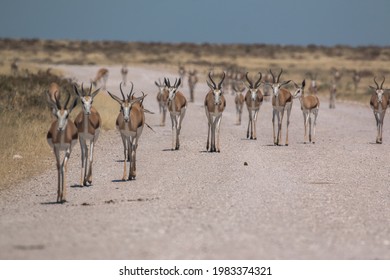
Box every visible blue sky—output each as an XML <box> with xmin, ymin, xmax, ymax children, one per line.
<box><xmin>0</xmin><ymin>0</ymin><xmax>389</xmax><ymax>46</ymax></box>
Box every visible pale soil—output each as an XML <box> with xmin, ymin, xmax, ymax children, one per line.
<box><xmin>1</xmin><ymin>65</ymin><xmax>390</xmax><ymax>260</ymax></box>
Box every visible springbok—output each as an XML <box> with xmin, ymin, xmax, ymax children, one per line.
<box><xmin>307</xmin><ymin>72</ymin><xmax>318</xmax><ymax>95</ymax></box>
<box><xmin>73</xmin><ymin>83</ymin><xmax>102</xmax><ymax>186</ymax></box>
<box><xmin>46</xmin><ymin>90</ymin><xmax>78</xmax><ymax>203</ymax></box>
<box><xmin>369</xmin><ymin>76</ymin><xmax>388</xmax><ymax>144</ymax></box>
<box><xmin>293</xmin><ymin>80</ymin><xmax>320</xmax><ymax>144</ymax></box>
<box><xmin>329</xmin><ymin>82</ymin><xmax>337</xmax><ymax>109</ymax></box>
<box><xmin>92</xmin><ymin>68</ymin><xmax>109</xmax><ymax>89</ymax></box>
<box><xmin>332</xmin><ymin>68</ymin><xmax>342</xmax><ymax>86</ymax></box>
<box><xmin>205</xmin><ymin>72</ymin><xmax>226</xmax><ymax>152</ymax></box>
<box><xmin>178</xmin><ymin>65</ymin><xmax>186</xmax><ymax>87</ymax></box>
<box><xmin>164</xmin><ymin>78</ymin><xmax>187</xmax><ymax>150</ymax></box>
<box><xmin>233</xmin><ymin>83</ymin><xmax>245</xmax><ymax>125</ymax></box>
<box><xmin>11</xmin><ymin>60</ymin><xmax>18</xmax><ymax>76</ymax></box>
<box><xmin>154</xmin><ymin>79</ymin><xmax>169</xmax><ymax>126</ymax></box>
<box><xmin>352</xmin><ymin>70</ymin><xmax>361</xmax><ymax>94</ymax></box>
<box><xmin>244</xmin><ymin>72</ymin><xmax>263</xmax><ymax>139</ymax></box>
<box><xmin>188</xmin><ymin>70</ymin><xmax>198</xmax><ymax>102</ymax></box>
<box><xmin>108</xmin><ymin>83</ymin><xmax>146</xmax><ymax>180</ymax></box>
<box><xmin>121</xmin><ymin>65</ymin><xmax>128</xmax><ymax>86</ymax></box>
<box><xmin>266</xmin><ymin>69</ymin><xmax>292</xmax><ymax>146</ymax></box>
<box><xmin>263</xmin><ymin>72</ymin><xmax>273</xmax><ymax>101</ymax></box>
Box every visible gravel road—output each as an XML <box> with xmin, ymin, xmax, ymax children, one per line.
<box><xmin>1</xmin><ymin>65</ymin><xmax>390</xmax><ymax>259</ymax></box>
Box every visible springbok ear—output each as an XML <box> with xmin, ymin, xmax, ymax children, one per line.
<box><xmin>369</xmin><ymin>85</ymin><xmax>377</xmax><ymax>90</ymax></box>
<box><xmin>176</xmin><ymin>78</ymin><xmax>181</xmax><ymax>88</ymax></box>
<box><xmin>302</xmin><ymin>79</ymin><xmax>306</xmax><ymax>88</ymax></box>
<box><xmin>107</xmin><ymin>90</ymin><xmax>123</xmax><ymax>105</ymax></box>
<box><xmin>155</xmin><ymin>81</ymin><xmax>160</xmax><ymax>87</ymax></box>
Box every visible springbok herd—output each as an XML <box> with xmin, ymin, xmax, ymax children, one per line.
<box><xmin>46</xmin><ymin>66</ymin><xmax>388</xmax><ymax>203</ymax></box>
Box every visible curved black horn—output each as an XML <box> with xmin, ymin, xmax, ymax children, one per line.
<box><xmin>374</xmin><ymin>77</ymin><xmax>380</xmax><ymax>89</ymax></box>
<box><xmin>277</xmin><ymin>69</ymin><xmax>283</xmax><ymax>83</ymax></box>
<box><xmin>269</xmin><ymin>69</ymin><xmax>275</xmax><ymax>83</ymax></box>
<box><xmin>208</xmin><ymin>72</ymin><xmax>217</xmax><ymax>89</ymax></box>
<box><xmin>380</xmin><ymin>76</ymin><xmax>385</xmax><ymax>89</ymax></box>
<box><xmin>64</xmin><ymin>90</ymin><xmax>71</xmax><ymax>109</ymax></box>
<box><xmin>81</xmin><ymin>83</ymin><xmax>85</xmax><ymax>96</ymax></box>
<box><xmin>73</xmin><ymin>83</ymin><xmax>81</xmax><ymax>96</ymax></box>
<box><xmin>88</xmin><ymin>83</ymin><xmax>93</xmax><ymax>96</ymax></box>
<box><xmin>119</xmin><ymin>82</ymin><xmax>126</xmax><ymax>100</ymax></box>
<box><xmin>164</xmin><ymin>78</ymin><xmax>170</xmax><ymax>87</ymax></box>
<box><xmin>217</xmin><ymin>72</ymin><xmax>225</xmax><ymax>89</ymax></box>
<box><xmin>245</xmin><ymin>72</ymin><xmax>253</xmax><ymax>88</ymax></box>
<box><xmin>255</xmin><ymin>72</ymin><xmax>262</xmax><ymax>88</ymax></box>
<box><xmin>54</xmin><ymin>93</ymin><xmax>61</xmax><ymax>109</ymax></box>
<box><xmin>128</xmin><ymin>82</ymin><xmax>134</xmax><ymax>98</ymax></box>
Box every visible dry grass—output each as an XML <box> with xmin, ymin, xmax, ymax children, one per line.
<box><xmin>0</xmin><ymin>71</ymin><xmax>117</xmax><ymax>191</ymax></box>
<box><xmin>0</xmin><ymin>72</ymin><xmax>69</xmax><ymax>190</ymax></box>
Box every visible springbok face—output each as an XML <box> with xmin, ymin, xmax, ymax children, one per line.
<box><xmin>73</xmin><ymin>83</ymin><xmax>100</xmax><ymax>115</ymax></box>
<box><xmin>268</xmin><ymin>69</ymin><xmax>291</xmax><ymax>97</ymax></box>
<box><xmin>376</xmin><ymin>89</ymin><xmax>385</xmax><ymax>103</ymax></box>
<box><xmin>56</xmin><ymin>109</ymin><xmax>70</xmax><ymax>131</ymax></box>
<box><xmin>108</xmin><ymin>82</ymin><xmax>146</xmax><ymax>123</ymax></box>
<box><xmin>47</xmin><ymin>90</ymin><xmax>77</xmax><ymax>132</ymax></box>
<box><xmin>81</xmin><ymin>96</ymin><xmax>93</xmax><ymax>114</ymax></box>
<box><xmin>212</xmin><ymin>88</ymin><xmax>223</xmax><ymax>105</ymax></box>
<box><xmin>154</xmin><ymin>80</ymin><xmax>166</xmax><ymax>94</ymax></box>
<box><xmin>121</xmin><ymin>101</ymin><xmax>131</xmax><ymax>122</ymax></box>
<box><xmin>164</xmin><ymin>78</ymin><xmax>181</xmax><ymax>101</ymax></box>
<box><xmin>207</xmin><ymin>72</ymin><xmax>226</xmax><ymax>105</ymax></box>
<box><xmin>245</xmin><ymin>72</ymin><xmax>262</xmax><ymax>101</ymax></box>
<box><xmin>370</xmin><ymin>76</ymin><xmax>386</xmax><ymax>103</ymax></box>
<box><xmin>293</xmin><ymin>80</ymin><xmax>306</xmax><ymax>98</ymax></box>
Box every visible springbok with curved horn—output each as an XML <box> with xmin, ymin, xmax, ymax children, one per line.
<box><xmin>73</xmin><ymin>83</ymin><xmax>102</xmax><ymax>186</ymax></box>
<box><xmin>121</xmin><ymin>65</ymin><xmax>128</xmax><ymax>86</ymax></box>
<box><xmin>154</xmin><ymin>79</ymin><xmax>169</xmax><ymax>126</ymax></box>
<box><xmin>188</xmin><ymin>70</ymin><xmax>198</xmax><ymax>102</ymax></box>
<box><xmin>164</xmin><ymin>78</ymin><xmax>187</xmax><ymax>150</ymax></box>
<box><xmin>244</xmin><ymin>72</ymin><xmax>263</xmax><ymax>139</ymax></box>
<box><xmin>369</xmin><ymin>76</ymin><xmax>388</xmax><ymax>144</ymax></box>
<box><xmin>46</xmin><ymin>90</ymin><xmax>78</xmax><ymax>203</ymax></box>
<box><xmin>352</xmin><ymin>70</ymin><xmax>361</xmax><ymax>94</ymax></box>
<box><xmin>11</xmin><ymin>60</ymin><xmax>18</xmax><ymax>76</ymax></box>
<box><xmin>307</xmin><ymin>72</ymin><xmax>318</xmax><ymax>95</ymax></box>
<box><xmin>178</xmin><ymin>65</ymin><xmax>186</xmax><ymax>87</ymax></box>
<box><xmin>293</xmin><ymin>80</ymin><xmax>320</xmax><ymax>144</ymax></box>
<box><xmin>233</xmin><ymin>82</ymin><xmax>245</xmax><ymax>125</ymax></box>
<box><xmin>205</xmin><ymin>72</ymin><xmax>226</xmax><ymax>152</ymax></box>
<box><xmin>92</xmin><ymin>68</ymin><xmax>109</xmax><ymax>89</ymax></box>
<box><xmin>267</xmin><ymin>69</ymin><xmax>292</xmax><ymax>146</ymax></box>
<box><xmin>108</xmin><ymin>83</ymin><xmax>146</xmax><ymax>180</ymax></box>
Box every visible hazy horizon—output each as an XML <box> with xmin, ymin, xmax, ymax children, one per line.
<box><xmin>1</xmin><ymin>0</ymin><xmax>389</xmax><ymax>47</ymax></box>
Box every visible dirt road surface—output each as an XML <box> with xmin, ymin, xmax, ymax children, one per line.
<box><xmin>1</xmin><ymin>65</ymin><xmax>390</xmax><ymax>259</ymax></box>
